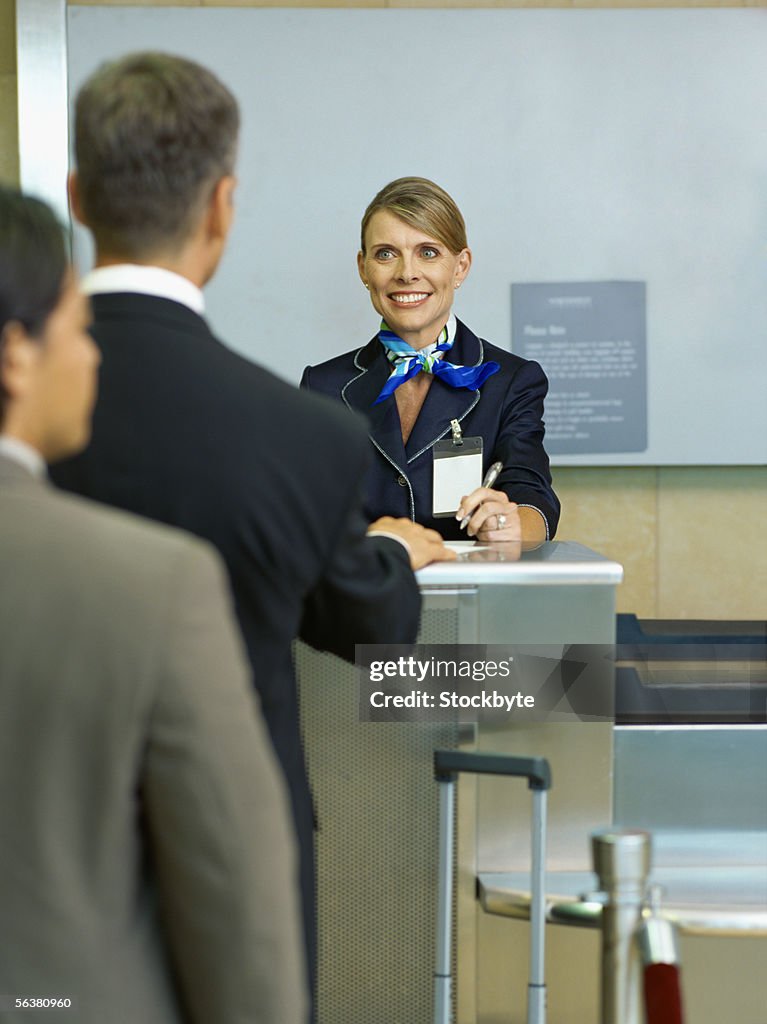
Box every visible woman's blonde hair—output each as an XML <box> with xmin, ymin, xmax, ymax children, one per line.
<box><xmin>360</xmin><ymin>177</ymin><xmax>468</xmax><ymax>255</ymax></box>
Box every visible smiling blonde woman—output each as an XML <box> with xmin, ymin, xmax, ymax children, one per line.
<box><xmin>301</xmin><ymin>177</ymin><xmax>560</xmax><ymax>545</ymax></box>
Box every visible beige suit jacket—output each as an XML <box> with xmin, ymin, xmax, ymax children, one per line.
<box><xmin>0</xmin><ymin>454</ymin><xmax>306</xmax><ymax>1024</ymax></box>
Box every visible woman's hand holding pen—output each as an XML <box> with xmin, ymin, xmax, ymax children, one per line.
<box><xmin>455</xmin><ymin>460</ymin><xmax>521</xmax><ymax>543</ymax></box>
<box><xmin>455</xmin><ymin>489</ymin><xmax>521</xmax><ymax>542</ymax></box>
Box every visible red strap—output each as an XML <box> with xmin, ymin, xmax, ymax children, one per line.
<box><xmin>643</xmin><ymin>963</ymin><xmax>685</xmax><ymax>1024</ymax></box>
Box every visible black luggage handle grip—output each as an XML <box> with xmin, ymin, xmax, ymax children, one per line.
<box><xmin>434</xmin><ymin>750</ymin><xmax>551</xmax><ymax>791</ymax></box>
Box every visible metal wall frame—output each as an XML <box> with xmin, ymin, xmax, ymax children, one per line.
<box><xmin>16</xmin><ymin>0</ymin><xmax>69</xmax><ymax>225</ymax></box>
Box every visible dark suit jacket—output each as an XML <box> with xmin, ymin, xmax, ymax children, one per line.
<box><xmin>300</xmin><ymin>319</ymin><xmax>560</xmax><ymax>540</ymax></box>
<box><xmin>0</xmin><ymin>455</ymin><xmax>306</xmax><ymax>1024</ymax></box>
<box><xmin>50</xmin><ymin>292</ymin><xmax>421</xmax><ymax>995</ymax></box>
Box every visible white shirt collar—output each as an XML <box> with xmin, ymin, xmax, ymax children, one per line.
<box><xmin>445</xmin><ymin>314</ymin><xmax>457</xmax><ymax>347</ymax></box>
<box><xmin>0</xmin><ymin>436</ymin><xmax>46</xmax><ymax>478</ymax></box>
<box><xmin>80</xmin><ymin>264</ymin><xmax>205</xmax><ymax>316</ymax></box>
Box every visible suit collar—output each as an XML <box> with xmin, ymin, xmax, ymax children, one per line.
<box><xmin>342</xmin><ymin>319</ymin><xmax>485</xmax><ymax>466</ymax></box>
<box><xmin>89</xmin><ymin>291</ymin><xmax>215</xmax><ymax>340</ymax></box>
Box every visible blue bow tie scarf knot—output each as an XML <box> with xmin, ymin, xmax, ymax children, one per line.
<box><xmin>374</xmin><ymin>326</ymin><xmax>500</xmax><ymax>405</ymax></box>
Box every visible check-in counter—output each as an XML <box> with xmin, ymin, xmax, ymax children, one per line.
<box><xmin>297</xmin><ymin>540</ymin><xmax>766</xmax><ymax>1024</ymax></box>
<box><xmin>424</xmin><ymin>542</ymin><xmax>622</xmax><ymax>1024</ymax></box>
<box><xmin>296</xmin><ymin>540</ymin><xmax>622</xmax><ymax>1024</ymax></box>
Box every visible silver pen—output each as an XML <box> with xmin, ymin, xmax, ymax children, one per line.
<box><xmin>459</xmin><ymin>461</ymin><xmax>503</xmax><ymax>530</ymax></box>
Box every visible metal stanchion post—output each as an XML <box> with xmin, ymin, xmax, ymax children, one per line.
<box><xmin>591</xmin><ymin>828</ymin><xmax>651</xmax><ymax>1024</ymax></box>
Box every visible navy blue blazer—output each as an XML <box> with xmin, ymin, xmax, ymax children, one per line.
<box><xmin>50</xmin><ymin>292</ymin><xmax>422</xmax><ymax>1014</ymax></box>
<box><xmin>301</xmin><ymin>319</ymin><xmax>560</xmax><ymax>541</ymax></box>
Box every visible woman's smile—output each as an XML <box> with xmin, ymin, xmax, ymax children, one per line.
<box><xmin>388</xmin><ymin>291</ymin><xmax>430</xmax><ymax>306</ymax></box>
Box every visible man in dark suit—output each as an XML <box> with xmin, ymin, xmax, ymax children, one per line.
<box><xmin>1</xmin><ymin>188</ymin><xmax>306</xmax><ymax>1022</ymax></box>
<box><xmin>50</xmin><ymin>52</ymin><xmax>453</xmax><ymax>1017</ymax></box>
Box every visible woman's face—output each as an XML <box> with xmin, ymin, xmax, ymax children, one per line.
<box><xmin>14</xmin><ymin>273</ymin><xmax>100</xmax><ymax>461</ymax></box>
<box><xmin>358</xmin><ymin>210</ymin><xmax>471</xmax><ymax>350</ymax></box>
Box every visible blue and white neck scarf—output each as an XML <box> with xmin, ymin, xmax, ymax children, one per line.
<box><xmin>374</xmin><ymin>321</ymin><xmax>500</xmax><ymax>405</ymax></box>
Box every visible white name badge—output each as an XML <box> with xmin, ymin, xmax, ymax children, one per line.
<box><xmin>432</xmin><ymin>436</ymin><xmax>483</xmax><ymax>517</ymax></box>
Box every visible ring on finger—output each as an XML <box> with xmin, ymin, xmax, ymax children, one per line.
<box><xmin>497</xmin><ymin>513</ymin><xmax>507</xmax><ymax>530</ymax></box>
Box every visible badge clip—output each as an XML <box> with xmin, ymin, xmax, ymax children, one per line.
<box><xmin>450</xmin><ymin>419</ymin><xmax>463</xmax><ymax>446</ymax></box>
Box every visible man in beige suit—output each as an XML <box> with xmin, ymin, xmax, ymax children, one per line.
<box><xmin>0</xmin><ymin>188</ymin><xmax>307</xmax><ymax>1022</ymax></box>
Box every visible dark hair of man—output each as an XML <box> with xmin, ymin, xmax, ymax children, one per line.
<box><xmin>0</xmin><ymin>187</ymin><xmax>68</xmax><ymax>423</ymax></box>
<box><xmin>74</xmin><ymin>51</ymin><xmax>240</xmax><ymax>259</ymax></box>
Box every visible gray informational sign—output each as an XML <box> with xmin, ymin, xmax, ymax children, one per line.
<box><xmin>513</xmin><ymin>282</ymin><xmax>647</xmax><ymax>456</ymax></box>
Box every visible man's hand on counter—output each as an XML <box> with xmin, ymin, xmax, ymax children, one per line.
<box><xmin>367</xmin><ymin>517</ymin><xmax>458</xmax><ymax>571</ymax></box>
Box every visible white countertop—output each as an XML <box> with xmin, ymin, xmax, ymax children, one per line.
<box><xmin>417</xmin><ymin>540</ymin><xmax>624</xmax><ymax>587</ymax></box>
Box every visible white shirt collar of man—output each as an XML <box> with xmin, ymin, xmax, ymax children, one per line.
<box><xmin>0</xmin><ymin>435</ymin><xmax>47</xmax><ymax>477</ymax></box>
<box><xmin>80</xmin><ymin>264</ymin><xmax>205</xmax><ymax>316</ymax></box>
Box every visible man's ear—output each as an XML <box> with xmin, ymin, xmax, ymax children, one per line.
<box><xmin>68</xmin><ymin>171</ymin><xmax>87</xmax><ymax>227</ymax></box>
<box><xmin>207</xmin><ymin>175</ymin><xmax>237</xmax><ymax>244</ymax></box>
<box><xmin>0</xmin><ymin>322</ymin><xmax>38</xmax><ymax>403</ymax></box>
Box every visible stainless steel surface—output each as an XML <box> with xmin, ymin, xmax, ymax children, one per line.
<box><xmin>591</xmin><ymin>830</ymin><xmax>651</xmax><ymax>1024</ymax></box>
<box><xmin>592</xmin><ymin>827</ymin><xmax>652</xmax><ymax>890</ymax></box>
<box><xmin>16</xmin><ymin>0</ymin><xmax>69</xmax><ymax>224</ymax></box>
<box><xmin>478</xmin><ymin>582</ymin><xmax>617</xmax><ymax>647</ymax></box>
<box><xmin>646</xmin><ymin>828</ymin><xmax>767</xmax><ymax>869</ymax></box>
<box><xmin>297</xmin><ymin>543</ymin><xmax>621</xmax><ymax>1024</ymax></box>
<box><xmin>470</xmin><ymin>550</ymin><xmax>617</xmax><ymax>1024</ymax></box>
<box><xmin>479</xmin><ymin>862</ymin><xmax>767</xmax><ymax>936</ymax></box>
<box><xmin>614</xmin><ymin>725</ymin><xmax>767</xmax><ymax>831</ymax></box>
<box><xmin>417</xmin><ymin>540</ymin><xmax>624</xmax><ymax>586</ymax></box>
<box><xmin>477</xmin><ymin>723</ymin><xmax>614</xmax><ymax>873</ymax></box>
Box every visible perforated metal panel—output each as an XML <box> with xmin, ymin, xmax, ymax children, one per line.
<box><xmin>296</xmin><ymin>600</ymin><xmax>460</xmax><ymax>1024</ymax></box>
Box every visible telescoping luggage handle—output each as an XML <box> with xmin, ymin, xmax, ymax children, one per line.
<box><xmin>434</xmin><ymin>751</ymin><xmax>551</xmax><ymax>789</ymax></box>
<box><xmin>433</xmin><ymin>751</ymin><xmax>552</xmax><ymax>1024</ymax></box>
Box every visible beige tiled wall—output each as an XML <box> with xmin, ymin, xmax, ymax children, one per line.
<box><xmin>656</xmin><ymin>466</ymin><xmax>767</xmax><ymax>619</ymax></box>
<box><xmin>554</xmin><ymin>465</ymin><xmax>767</xmax><ymax>618</ymax></box>
<box><xmin>553</xmin><ymin>467</ymin><xmax>660</xmax><ymax>616</ymax></box>
<box><xmin>4</xmin><ymin>0</ymin><xmax>765</xmax><ymax>622</ymax></box>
